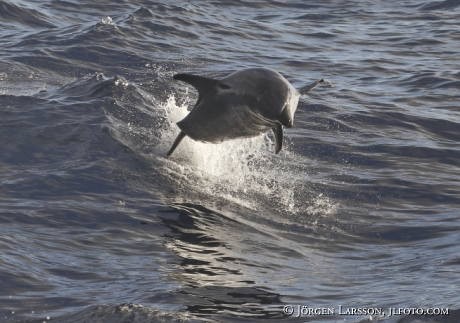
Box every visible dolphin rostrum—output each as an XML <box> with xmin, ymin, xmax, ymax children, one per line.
<box><xmin>167</xmin><ymin>68</ymin><xmax>332</xmax><ymax>158</ymax></box>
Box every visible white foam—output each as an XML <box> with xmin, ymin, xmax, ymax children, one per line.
<box><xmin>100</xmin><ymin>16</ymin><xmax>114</xmax><ymax>26</ymax></box>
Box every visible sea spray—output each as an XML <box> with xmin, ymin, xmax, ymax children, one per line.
<box><xmin>153</xmin><ymin>94</ymin><xmax>337</xmax><ymax>218</ymax></box>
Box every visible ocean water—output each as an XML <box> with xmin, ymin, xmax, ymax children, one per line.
<box><xmin>0</xmin><ymin>0</ymin><xmax>459</xmax><ymax>322</ymax></box>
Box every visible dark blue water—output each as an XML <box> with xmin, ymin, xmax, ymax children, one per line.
<box><xmin>1</xmin><ymin>1</ymin><xmax>459</xmax><ymax>322</ymax></box>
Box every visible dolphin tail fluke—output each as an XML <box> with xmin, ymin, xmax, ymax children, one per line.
<box><xmin>166</xmin><ymin>131</ymin><xmax>186</xmax><ymax>158</ymax></box>
<box><xmin>272</xmin><ymin>124</ymin><xmax>283</xmax><ymax>154</ymax></box>
<box><xmin>298</xmin><ymin>78</ymin><xmax>334</xmax><ymax>95</ymax></box>
<box><xmin>173</xmin><ymin>74</ymin><xmax>218</xmax><ymax>96</ymax></box>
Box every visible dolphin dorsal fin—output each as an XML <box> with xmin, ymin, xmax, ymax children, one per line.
<box><xmin>173</xmin><ymin>74</ymin><xmax>218</xmax><ymax>96</ymax></box>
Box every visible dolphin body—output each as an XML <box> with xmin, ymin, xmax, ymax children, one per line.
<box><xmin>167</xmin><ymin>68</ymin><xmax>331</xmax><ymax>157</ymax></box>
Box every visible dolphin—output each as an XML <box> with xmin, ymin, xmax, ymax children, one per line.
<box><xmin>166</xmin><ymin>68</ymin><xmax>332</xmax><ymax>157</ymax></box>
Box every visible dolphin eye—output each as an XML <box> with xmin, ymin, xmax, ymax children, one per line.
<box><xmin>217</xmin><ymin>83</ymin><xmax>231</xmax><ymax>89</ymax></box>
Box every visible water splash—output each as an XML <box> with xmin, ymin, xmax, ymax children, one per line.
<box><xmin>100</xmin><ymin>16</ymin><xmax>114</xmax><ymax>26</ymax></box>
<box><xmin>151</xmin><ymin>94</ymin><xmax>337</xmax><ymax>218</ymax></box>
<box><xmin>100</xmin><ymin>73</ymin><xmax>337</xmax><ymax>219</ymax></box>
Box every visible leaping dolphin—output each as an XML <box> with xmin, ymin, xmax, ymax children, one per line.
<box><xmin>167</xmin><ymin>68</ymin><xmax>332</xmax><ymax>157</ymax></box>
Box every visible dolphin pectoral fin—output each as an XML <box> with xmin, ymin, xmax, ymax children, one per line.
<box><xmin>298</xmin><ymin>78</ymin><xmax>334</xmax><ymax>95</ymax></box>
<box><xmin>173</xmin><ymin>74</ymin><xmax>218</xmax><ymax>96</ymax></box>
<box><xmin>272</xmin><ymin>124</ymin><xmax>283</xmax><ymax>154</ymax></box>
<box><xmin>166</xmin><ymin>131</ymin><xmax>186</xmax><ymax>158</ymax></box>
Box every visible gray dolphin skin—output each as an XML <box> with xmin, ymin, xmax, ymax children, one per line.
<box><xmin>166</xmin><ymin>68</ymin><xmax>332</xmax><ymax>158</ymax></box>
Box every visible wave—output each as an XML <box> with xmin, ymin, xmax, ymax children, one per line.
<box><xmin>0</xmin><ymin>0</ymin><xmax>56</xmax><ymax>28</ymax></box>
